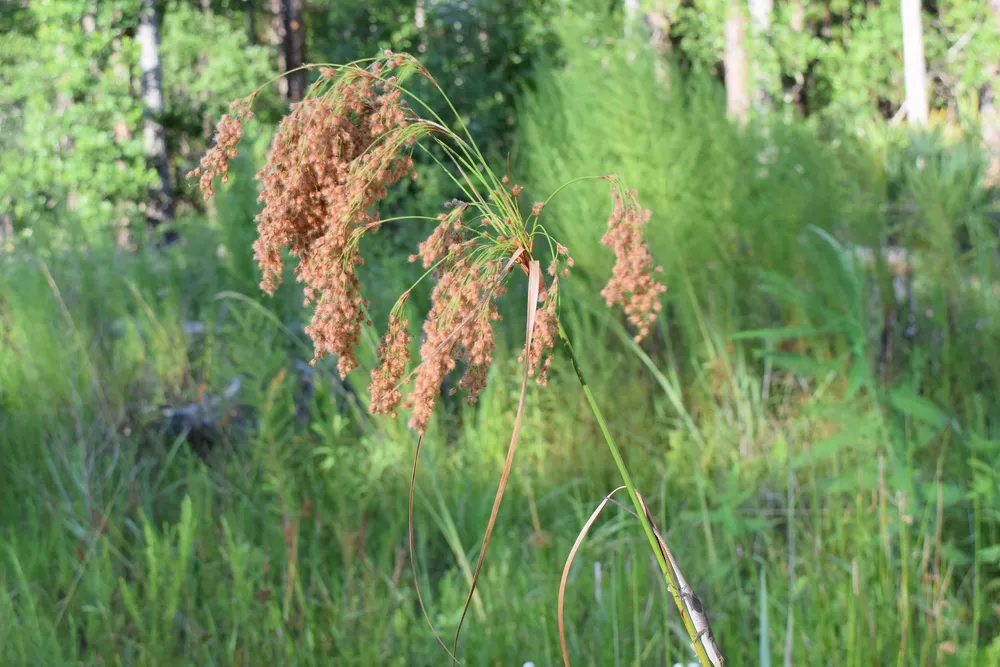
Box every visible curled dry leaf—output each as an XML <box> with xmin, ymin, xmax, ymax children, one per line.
<box><xmin>558</xmin><ymin>486</ymin><xmax>628</xmax><ymax>667</ymax></box>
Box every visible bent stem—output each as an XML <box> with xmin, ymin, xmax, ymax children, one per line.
<box><xmin>557</xmin><ymin>320</ymin><xmax>714</xmax><ymax>667</ymax></box>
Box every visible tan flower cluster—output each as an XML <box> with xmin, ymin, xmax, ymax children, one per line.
<box><xmin>408</xmin><ymin>207</ymin><xmax>466</xmax><ymax>268</ymax></box>
<box><xmin>520</xmin><ymin>244</ymin><xmax>573</xmax><ymax>385</ymax></box>
<box><xmin>188</xmin><ymin>97</ymin><xmax>254</xmax><ymax>198</ymax></box>
<box><xmin>401</xmin><ymin>251</ymin><xmax>505</xmax><ymax>434</ymax></box>
<box><xmin>600</xmin><ymin>188</ymin><xmax>666</xmax><ymax>342</ymax></box>
<box><xmin>192</xmin><ymin>54</ymin><xmax>667</xmax><ymax>436</ymax></box>
<box><xmin>523</xmin><ymin>280</ymin><xmax>558</xmax><ymax>385</ymax></box>
<box><xmin>368</xmin><ymin>312</ymin><xmax>412</xmax><ymax>418</ymax></box>
<box><xmin>248</xmin><ymin>62</ymin><xmax>418</xmax><ymax>378</ymax></box>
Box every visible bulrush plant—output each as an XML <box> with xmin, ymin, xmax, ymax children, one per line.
<box><xmin>190</xmin><ymin>52</ymin><xmax>724</xmax><ymax>667</ymax></box>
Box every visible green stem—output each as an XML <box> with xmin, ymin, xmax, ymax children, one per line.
<box><xmin>557</xmin><ymin>321</ymin><xmax>713</xmax><ymax>667</ymax></box>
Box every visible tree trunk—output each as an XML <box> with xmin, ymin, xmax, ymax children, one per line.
<box><xmin>287</xmin><ymin>0</ymin><xmax>306</xmax><ymax>101</ymax></box>
<box><xmin>247</xmin><ymin>0</ymin><xmax>257</xmax><ymax>45</ymax></box>
<box><xmin>789</xmin><ymin>1</ymin><xmax>804</xmax><ymax>33</ymax></box>
<box><xmin>622</xmin><ymin>1</ymin><xmax>672</xmax><ymax>54</ymax></box>
<box><xmin>621</xmin><ymin>0</ymin><xmax>673</xmax><ymax>86</ymax></box>
<box><xmin>0</xmin><ymin>213</ymin><xmax>13</xmax><ymax>252</ymax></box>
<box><xmin>900</xmin><ymin>0</ymin><xmax>929</xmax><ymax>126</ymax></box>
<box><xmin>983</xmin><ymin>0</ymin><xmax>1000</xmax><ymax>185</ymax></box>
<box><xmin>748</xmin><ymin>0</ymin><xmax>773</xmax><ymax>113</ymax></box>
<box><xmin>138</xmin><ymin>0</ymin><xmax>175</xmax><ymax>238</ymax></box>
<box><xmin>724</xmin><ymin>1</ymin><xmax>750</xmax><ymax>125</ymax></box>
<box><xmin>269</xmin><ymin>0</ymin><xmax>284</xmax><ymax>95</ymax></box>
<box><xmin>271</xmin><ymin>0</ymin><xmax>306</xmax><ymax>103</ymax></box>
<box><xmin>788</xmin><ymin>0</ymin><xmax>807</xmax><ymax>113</ymax></box>
<box><xmin>646</xmin><ymin>10</ymin><xmax>672</xmax><ymax>56</ymax></box>
<box><xmin>624</xmin><ymin>0</ymin><xmax>641</xmax><ymax>41</ymax></box>
<box><xmin>200</xmin><ymin>0</ymin><xmax>214</xmax><ymax>141</ymax></box>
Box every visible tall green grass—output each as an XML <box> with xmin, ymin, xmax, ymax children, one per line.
<box><xmin>518</xmin><ymin>11</ymin><xmax>880</xmax><ymax>348</ymax></box>
<box><xmin>514</xmin><ymin>5</ymin><xmax>1000</xmax><ymax>664</ymax></box>
<box><xmin>3</xmin><ymin>193</ymin><xmax>998</xmax><ymax>665</ymax></box>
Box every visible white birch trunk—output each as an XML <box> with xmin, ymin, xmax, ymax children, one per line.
<box><xmin>748</xmin><ymin>0</ymin><xmax>773</xmax><ymax>112</ymax></box>
<box><xmin>138</xmin><ymin>0</ymin><xmax>174</xmax><ymax>228</ymax></box>
<box><xmin>900</xmin><ymin>0</ymin><xmax>929</xmax><ymax>126</ymax></box>
<box><xmin>725</xmin><ymin>1</ymin><xmax>750</xmax><ymax>125</ymax></box>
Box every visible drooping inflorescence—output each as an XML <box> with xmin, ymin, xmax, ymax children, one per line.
<box><xmin>189</xmin><ymin>97</ymin><xmax>254</xmax><ymax>199</ymax></box>
<box><xmin>190</xmin><ymin>54</ymin><xmax>666</xmax><ymax>434</ymax></box>
<box><xmin>600</xmin><ymin>185</ymin><xmax>666</xmax><ymax>342</ymax></box>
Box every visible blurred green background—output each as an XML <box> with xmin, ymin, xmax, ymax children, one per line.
<box><xmin>2</xmin><ymin>1</ymin><xmax>1000</xmax><ymax>665</ymax></box>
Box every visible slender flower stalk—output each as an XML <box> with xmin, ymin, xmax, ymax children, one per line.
<box><xmin>191</xmin><ymin>51</ymin><xmax>719</xmax><ymax>667</ymax></box>
<box><xmin>559</xmin><ymin>321</ymin><xmax>719</xmax><ymax>667</ymax></box>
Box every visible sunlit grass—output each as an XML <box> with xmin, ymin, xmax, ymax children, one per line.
<box><xmin>2</xmin><ymin>10</ymin><xmax>999</xmax><ymax>665</ymax></box>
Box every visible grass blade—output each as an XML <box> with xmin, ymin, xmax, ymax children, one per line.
<box><xmin>760</xmin><ymin>565</ymin><xmax>770</xmax><ymax>667</ymax></box>
<box><xmin>408</xmin><ymin>434</ymin><xmax>463</xmax><ymax>665</ymax></box>
<box><xmin>634</xmin><ymin>492</ymin><xmax>724</xmax><ymax>667</ymax></box>
<box><xmin>452</xmin><ymin>259</ymin><xmax>541</xmax><ymax>662</ymax></box>
<box><xmin>558</xmin><ymin>485</ymin><xmax>627</xmax><ymax>667</ymax></box>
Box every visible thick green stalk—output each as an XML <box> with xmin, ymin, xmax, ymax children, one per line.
<box><xmin>557</xmin><ymin>321</ymin><xmax>713</xmax><ymax>667</ymax></box>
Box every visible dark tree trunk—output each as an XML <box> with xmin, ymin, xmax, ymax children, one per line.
<box><xmin>247</xmin><ymin>0</ymin><xmax>257</xmax><ymax>45</ymax></box>
<box><xmin>271</xmin><ymin>0</ymin><xmax>306</xmax><ymax>103</ymax></box>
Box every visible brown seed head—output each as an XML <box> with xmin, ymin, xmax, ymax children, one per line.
<box><xmin>369</xmin><ymin>313</ymin><xmax>413</xmax><ymax>416</ymax></box>
<box><xmin>249</xmin><ymin>65</ymin><xmax>417</xmax><ymax>377</ymax></box>
<box><xmin>188</xmin><ymin>97</ymin><xmax>253</xmax><ymax>199</ymax></box>
<box><xmin>524</xmin><ymin>280</ymin><xmax>559</xmax><ymax>385</ymax></box>
<box><xmin>600</xmin><ymin>188</ymin><xmax>666</xmax><ymax>342</ymax></box>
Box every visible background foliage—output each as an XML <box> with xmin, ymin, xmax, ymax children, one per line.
<box><xmin>2</xmin><ymin>1</ymin><xmax>1000</xmax><ymax>665</ymax></box>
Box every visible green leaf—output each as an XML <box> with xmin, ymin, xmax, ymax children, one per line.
<box><xmin>119</xmin><ymin>577</ymin><xmax>145</xmax><ymax>636</ymax></box>
<box><xmin>979</xmin><ymin>545</ymin><xmax>1000</xmax><ymax>565</ymax></box>
<box><xmin>939</xmin><ymin>483</ymin><xmax>966</xmax><ymax>509</ymax></box>
<box><xmin>933</xmin><ymin>543</ymin><xmax>971</xmax><ymax>567</ymax></box>
<box><xmin>762</xmin><ymin>351</ymin><xmax>833</xmax><ymax>379</ymax></box>
<box><xmin>824</xmin><ymin>465</ymin><xmax>879</xmax><ymax>493</ymax></box>
<box><xmin>792</xmin><ymin>419</ymin><xmax>875</xmax><ymax>470</ymax></box>
<box><xmin>730</xmin><ymin>325</ymin><xmax>842</xmax><ymax>342</ymax></box>
<box><xmin>888</xmin><ymin>388</ymin><xmax>949</xmax><ymax>428</ymax></box>
<box><xmin>845</xmin><ymin>359</ymin><xmax>872</xmax><ymax>399</ymax></box>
